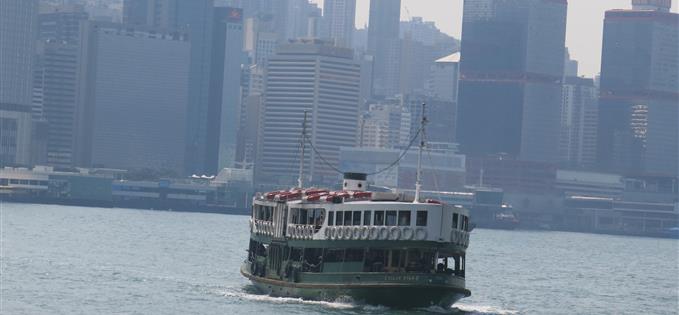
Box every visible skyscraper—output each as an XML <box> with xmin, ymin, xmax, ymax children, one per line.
<box><xmin>0</xmin><ymin>0</ymin><xmax>38</xmax><ymax>166</ymax></box>
<box><xmin>256</xmin><ymin>39</ymin><xmax>361</xmax><ymax>185</ymax></box>
<box><xmin>322</xmin><ymin>0</ymin><xmax>356</xmax><ymax>47</ymax></box>
<box><xmin>597</xmin><ymin>0</ymin><xmax>678</xmax><ymax>176</ymax></box>
<box><xmin>560</xmin><ymin>77</ymin><xmax>598</xmax><ymax>169</ymax></box>
<box><xmin>34</xmin><ymin>5</ymin><xmax>88</xmax><ymax>167</ymax></box>
<box><xmin>456</xmin><ymin>0</ymin><xmax>567</xmax><ymax>163</ymax></box>
<box><xmin>367</xmin><ymin>0</ymin><xmax>401</xmax><ymax>98</ymax></box>
<box><xmin>77</xmin><ymin>22</ymin><xmax>190</xmax><ymax>173</ymax></box>
<box><xmin>209</xmin><ymin>7</ymin><xmax>244</xmax><ymax>172</ymax></box>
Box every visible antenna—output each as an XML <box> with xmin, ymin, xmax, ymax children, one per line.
<box><xmin>414</xmin><ymin>103</ymin><xmax>427</xmax><ymax>203</ymax></box>
<box><xmin>297</xmin><ymin>110</ymin><xmax>308</xmax><ymax>189</ymax></box>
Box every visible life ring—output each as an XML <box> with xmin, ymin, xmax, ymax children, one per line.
<box><xmin>360</xmin><ymin>226</ymin><xmax>370</xmax><ymax>240</ymax></box>
<box><xmin>389</xmin><ymin>227</ymin><xmax>401</xmax><ymax>240</ymax></box>
<box><xmin>344</xmin><ymin>226</ymin><xmax>353</xmax><ymax>240</ymax></box>
<box><xmin>324</xmin><ymin>227</ymin><xmax>330</xmax><ymax>238</ymax></box>
<box><xmin>378</xmin><ymin>227</ymin><xmax>389</xmax><ymax>240</ymax></box>
<box><xmin>402</xmin><ymin>227</ymin><xmax>414</xmax><ymax>240</ymax></box>
<box><xmin>415</xmin><ymin>228</ymin><xmax>427</xmax><ymax>241</ymax></box>
<box><xmin>352</xmin><ymin>227</ymin><xmax>361</xmax><ymax>239</ymax></box>
<box><xmin>328</xmin><ymin>227</ymin><xmax>336</xmax><ymax>240</ymax></box>
<box><xmin>335</xmin><ymin>226</ymin><xmax>343</xmax><ymax>239</ymax></box>
<box><xmin>307</xmin><ymin>226</ymin><xmax>314</xmax><ymax>239</ymax></box>
<box><xmin>368</xmin><ymin>226</ymin><xmax>379</xmax><ymax>240</ymax></box>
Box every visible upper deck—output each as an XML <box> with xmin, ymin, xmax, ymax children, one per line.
<box><xmin>249</xmin><ymin>188</ymin><xmax>471</xmax><ymax>250</ymax></box>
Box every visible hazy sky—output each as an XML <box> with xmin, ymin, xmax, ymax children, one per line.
<box><xmin>311</xmin><ymin>0</ymin><xmax>679</xmax><ymax>77</ymax></box>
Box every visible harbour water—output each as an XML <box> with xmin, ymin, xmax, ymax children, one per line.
<box><xmin>1</xmin><ymin>203</ymin><xmax>677</xmax><ymax>314</ymax></box>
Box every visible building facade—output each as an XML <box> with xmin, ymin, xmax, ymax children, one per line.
<box><xmin>78</xmin><ymin>22</ymin><xmax>190</xmax><ymax>173</ymax></box>
<box><xmin>367</xmin><ymin>0</ymin><xmax>401</xmax><ymax>98</ymax></box>
<box><xmin>597</xmin><ymin>3</ymin><xmax>678</xmax><ymax>176</ymax></box>
<box><xmin>560</xmin><ymin>77</ymin><xmax>598</xmax><ymax>169</ymax></box>
<box><xmin>0</xmin><ymin>0</ymin><xmax>38</xmax><ymax>166</ymax></box>
<box><xmin>456</xmin><ymin>0</ymin><xmax>567</xmax><ymax>163</ymax></box>
<box><xmin>256</xmin><ymin>40</ymin><xmax>361</xmax><ymax>186</ymax></box>
<box><xmin>322</xmin><ymin>0</ymin><xmax>356</xmax><ymax>47</ymax></box>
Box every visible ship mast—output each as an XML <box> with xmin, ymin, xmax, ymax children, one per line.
<box><xmin>414</xmin><ymin>103</ymin><xmax>427</xmax><ymax>203</ymax></box>
<box><xmin>297</xmin><ymin>110</ymin><xmax>308</xmax><ymax>189</ymax></box>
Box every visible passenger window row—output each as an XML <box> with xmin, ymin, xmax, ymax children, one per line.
<box><xmin>327</xmin><ymin>210</ymin><xmax>428</xmax><ymax>227</ymax></box>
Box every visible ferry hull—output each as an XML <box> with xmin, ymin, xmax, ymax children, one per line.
<box><xmin>241</xmin><ymin>265</ymin><xmax>470</xmax><ymax>308</ymax></box>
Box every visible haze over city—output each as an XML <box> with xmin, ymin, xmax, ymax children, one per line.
<box><xmin>1</xmin><ymin>0</ymin><xmax>677</xmax><ymax>314</ymax></box>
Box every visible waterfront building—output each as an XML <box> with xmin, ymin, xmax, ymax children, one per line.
<box><xmin>559</xmin><ymin>77</ymin><xmax>598</xmax><ymax>169</ymax></box>
<box><xmin>339</xmin><ymin>144</ymin><xmax>466</xmax><ymax>191</ymax></box>
<box><xmin>77</xmin><ymin>22</ymin><xmax>190</xmax><ymax>173</ymax></box>
<box><xmin>359</xmin><ymin>102</ymin><xmax>411</xmax><ymax>149</ymax></box>
<box><xmin>122</xmin><ymin>0</ymin><xmax>218</xmax><ymax>175</ymax></box>
<box><xmin>426</xmin><ymin>52</ymin><xmax>460</xmax><ymax>104</ymax></box>
<box><xmin>255</xmin><ymin>39</ymin><xmax>361</xmax><ymax>186</ymax></box>
<box><xmin>456</xmin><ymin>0</ymin><xmax>567</xmax><ymax>163</ymax></box>
<box><xmin>321</xmin><ymin>0</ymin><xmax>356</xmax><ymax>47</ymax></box>
<box><xmin>0</xmin><ymin>0</ymin><xmax>38</xmax><ymax>166</ymax></box>
<box><xmin>597</xmin><ymin>0</ymin><xmax>678</xmax><ymax>176</ymax></box>
<box><xmin>367</xmin><ymin>0</ymin><xmax>401</xmax><ymax>98</ymax></box>
<box><xmin>209</xmin><ymin>7</ymin><xmax>245</xmax><ymax>172</ymax></box>
<box><xmin>33</xmin><ymin>5</ymin><xmax>88</xmax><ymax>167</ymax></box>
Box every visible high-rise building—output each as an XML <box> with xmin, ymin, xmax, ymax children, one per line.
<box><xmin>456</xmin><ymin>0</ymin><xmax>567</xmax><ymax>163</ymax></box>
<box><xmin>597</xmin><ymin>1</ymin><xmax>678</xmax><ymax>176</ymax></box>
<box><xmin>560</xmin><ymin>77</ymin><xmax>598</xmax><ymax>169</ymax></box>
<box><xmin>359</xmin><ymin>102</ymin><xmax>411</xmax><ymax>149</ymax></box>
<box><xmin>256</xmin><ymin>39</ymin><xmax>361</xmax><ymax>185</ymax></box>
<box><xmin>33</xmin><ymin>5</ymin><xmax>88</xmax><ymax>167</ymax></box>
<box><xmin>1</xmin><ymin>0</ymin><xmax>38</xmax><ymax>166</ymax></box>
<box><xmin>427</xmin><ymin>52</ymin><xmax>460</xmax><ymax>104</ymax></box>
<box><xmin>367</xmin><ymin>0</ymin><xmax>401</xmax><ymax>98</ymax></box>
<box><xmin>209</xmin><ymin>7</ymin><xmax>245</xmax><ymax>172</ymax></box>
<box><xmin>77</xmin><ymin>22</ymin><xmax>190</xmax><ymax>173</ymax></box>
<box><xmin>322</xmin><ymin>0</ymin><xmax>356</xmax><ymax>47</ymax></box>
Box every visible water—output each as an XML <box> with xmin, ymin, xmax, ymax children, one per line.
<box><xmin>1</xmin><ymin>203</ymin><xmax>677</xmax><ymax>315</ymax></box>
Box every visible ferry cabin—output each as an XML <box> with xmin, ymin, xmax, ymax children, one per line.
<box><xmin>247</xmin><ymin>195</ymin><xmax>471</xmax><ymax>281</ymax></box>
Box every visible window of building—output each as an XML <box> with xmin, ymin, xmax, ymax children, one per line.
<box><xmin>398</xmin><ymin>211</ymin><xmax>411</xmax><ymax>226</ymax></box>
<box><xmin>416</xmin><ymin>211</ymin><xmax>428</xmax><ymax>226</ymax></box>
<box><xmin>374</xmin><ymin>211</ymin><xmax>385</xmax><ymax>225</ymax></box>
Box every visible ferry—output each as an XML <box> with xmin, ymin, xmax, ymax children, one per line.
<box><xmin>240</xmin><ymin>106</ymin><xmax>471</xmax><ymax>308</ymax></box>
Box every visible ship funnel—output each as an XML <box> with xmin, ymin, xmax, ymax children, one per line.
<box><xmin>343</xmin><ymin>172</ymin><xmax>367</xmax><ymax>191</ymax></box>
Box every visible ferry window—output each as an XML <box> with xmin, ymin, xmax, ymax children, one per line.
<box><xmin>374</xmin><ymin>211</ymin><xmax>385</xmax><ymax>225</ymax></box>
<box><xmin>452</xmin><ymin>213</ymin><xmax>459</xmax><ymax>229</ymax></box>
<box><xmin>313</xmin><ymin>209</ymin><xmax>324</xmax><ymax>229</ymax></box>
<box><xmin>344</xmin><ymin>211</ymin><xmax>353</xmax><ymax>226</ymax></box>
<box><xmin>363</xmin><ymin>211</ymin><xmax>371</xmax><ymax>225</ymax></box>
<box><xmin>352</xmin><ymin>211</ymin><xmax>361</xmax><ymax>225</ymax></box>
<box><xmin>463</xmin><ymin>216</ymin><xmax>469</xmax><ymax>231</ymax></box>
<box><xmin>398</xmin><ymin>211</ymin><xmax>411</xmax><ymax>226</ymax></box>
<box><xmin>325</xmin><ymin>249</ymin><xmax>344</xmax><ymax>262</ymax></box>
<box><xmin>345</xmin><ymin>249</ymin><xmax>364</xmax><ymax>262</ymax></box>
<box><xmin>300</xmin><ymin>209</ymin><xmax>308</xmax><ymax>225</ymax></box>
<box><xmin>328</xmin><ymin>211</ymin><xmax>334</xmax><ymax>226</ymax></box>
<box><xmin>386</xmin><ymin>211</ymin><xmax>397</xmax><ymax>226</ymax></box>
<box><xmin>336</xmin><ymin>211</ymin><xmax>344</xmax><ymax>226</ymax></box>
<box><xmin>290</xmin><ymin>208</ymin><xmax>298</xmax><ymax>224</ymax></box>
<box><xmin>416</xmin><ymin>211</ymin><xmax>428</xmax><ymax>226</ymax></box>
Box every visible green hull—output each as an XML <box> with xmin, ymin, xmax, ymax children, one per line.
<box><xmin>241</xmin><ymin>263</ymin><xmax>470</xmax><ymax>308</ymax></box>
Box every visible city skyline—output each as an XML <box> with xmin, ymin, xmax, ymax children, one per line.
<box><xmin>311</xmin><ymin>0</ymin><xmax>679</xmax><ymax>77</ymax></box>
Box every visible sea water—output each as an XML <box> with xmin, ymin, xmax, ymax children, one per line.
<box><xmin>1</xmin><ymin>203</ymin><xmax>677</xmax><ymax>314</ymax></box>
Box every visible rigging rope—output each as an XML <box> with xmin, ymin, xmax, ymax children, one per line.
<box><xmin>303</xmin><ymin>126</ymin><xmax>423</xmax><ymax>176</ymax></box>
